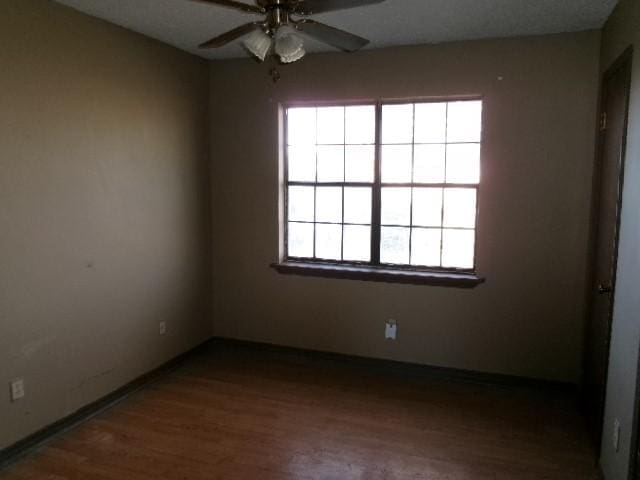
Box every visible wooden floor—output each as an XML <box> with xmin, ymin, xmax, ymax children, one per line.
<box><xmin>1</xmin><ymin>342</ymin><xmax>599</xmax><ymax>480</ymax></box>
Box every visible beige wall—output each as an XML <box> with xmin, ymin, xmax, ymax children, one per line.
<box><xmin>0</xmin><ymin>0</ymin><xmax>211</xmax><ymax>449</ymax></box>
<box><xmin>599</xmin><ymin>0</ymin><xmax>640</xmax><ymax>478</ymax></box>
<box><xmin>209</xmin><ymin>31</ymin><xmax>600</xmax><ymax>383</ymax></box>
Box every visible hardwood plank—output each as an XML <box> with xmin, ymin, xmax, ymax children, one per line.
<box><xmin>0</xmin><ymin>343</ymin><xmax>599</xmax><ymax>479</ymax></box>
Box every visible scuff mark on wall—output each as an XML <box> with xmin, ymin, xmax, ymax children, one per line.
<box><xmin>20</xmin><ymin>335</ymin><xmax>57</xmax><ymax>359</ymax></box>
<box><xmin>75</xmin><ymin>368</ymin><xmax>117</xmax><ymax>390</ymax></box>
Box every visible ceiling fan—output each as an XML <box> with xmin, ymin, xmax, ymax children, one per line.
<box><xmin>190</xmin><ymin>0</ymin><xmax>385</xmax><ymax>64</ymax></box>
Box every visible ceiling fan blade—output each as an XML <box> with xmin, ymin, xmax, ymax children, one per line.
<box><xmin>189</xmin><ymin>0</ymin><xmax>264</xmax><ymax>14</ymax></box>
<box><xmin>296</xmin><ymin>20</ymin><xmax>369</xmax><ymax>52</ymax></box>
<box><xmin>293</xmin><ymin>0</ymin><xmax>385</xmax><ymax>15</ymax></box>
<box><xmin>199</xmin><ymin>22</ymin><xmax>263</xmax><ymax>48</ymax></box>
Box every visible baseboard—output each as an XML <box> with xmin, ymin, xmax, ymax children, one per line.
<box><xmin>0</xmin><ymin>338</ymin><xmax>213</xmax><ymax>469</ymax></box>
<box><xmin>210</xmin><ymin>336</ymin><xmax>577</xmax><ymax>393</ymax></box>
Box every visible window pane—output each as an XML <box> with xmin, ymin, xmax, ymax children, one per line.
<box><xmin>315</xmin><ymin>186</ymin><xmax>342</xmax><ymax>223</ymax></box>
<box><xmin>381</xmin><ymin>187</ymin><xmax>411</xmax><ymax>226</ymax></box>
<box><xmin>380</xmin><ymin>227</ymin><xmax>410</xmax><ymax>264</ymax></box>
<box><xmin>286</xmin><ymin>101</ymin><xmax>482</xmax><ymax>272</ymax></box>
<box><xmin>345</xmin><ymin>105</ymin><xmax>375</xmax><ymax>144</ymax></box>
<box><xmin>411</xmin><ymin>228</ymin><xmax>442</xmax><ymax>267</ymax></box>
<box><xmin>288</xmin><ymin>222</ymin><xmax>314</xmax><ymax>258</ymax></box>
<box><xmin>288</xmin><ymin>186</ymin><xmax>314</xmax><ymax>222</ymax></box>
<box><xmin>442</xmin><ymin>229</ymin><xmax>475</xmax><ymax>269</ymax></box>
<box><xmin>443</xmin><ymin>188</ymin><xmax>477</xmax><ymax>228</ymax></box>
<box><xmin>317</xmin><ymin>107</ymin><xmax>344</xmax><ymax>144</ymax></box>
<box><xmin>413</xmin><ymin>144</ymin><xmax>445</xmax><ymax>183</ymax></box>
<box><xmin>345</xmin><ymin>145</ymin><xmax>374</xmax><ymax>182</ymax></box>
<box><xmin>288</xmin><ymin>145</ymin><xmax>316</xmax><ymax>182</ymax></box>
<box><xmin>381</xmin><ymin>145</ymin><xmax>412</xmax><ymax>183</ymax></box>
<box><xmin>414</xmin><ymin>102</ymin><xmax>447</xmax><ymax>143</ymax></box>
<box><xmin>382</xmin><ymin>104</ymin><xmax>414</xmax><ymax>144</ymax></box>
<box><xmin>447</xmin><ymin>101</ymin><xmax>482</xmax><ymax>143</ymax></box>
<box><xmin>315</xmin><ymin>223</ymin><xmax>342</xmax><ymax>260</ymax></box>
<box><xmin>344</xmin><ymin>187</ymin><xmax>371</xmax><ymax>224</ymax></box>
<box><xmin>446</xmin><ymin>143</ymin><xmax>480</xmax><ymax>184</ymax></box>
<box><xmin>412</xmin><ymin>188</ymin><xmax>443</xmax><ymax>227</ymax></box>
<box><xmin>317</xmin><ymin>145</ymin><xmax>344</xmax><ymax>182</ymax></box>
<box><xmin>287</xmin><ymin>107</ymin><xmax>316</xmax><ymax>145</ymax></box>
<box><xmin>343</xmin><ymin>225</ymin><xmax>371</xmax><ymax>262</ymax></box>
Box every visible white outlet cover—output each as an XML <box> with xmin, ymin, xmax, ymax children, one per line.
<box><xmin>10</xmin><ymin>379</ymin><xmax>25</xmax><ymax>402</ymax></box>
<box><xmin>159</xmin><ymin>322</ymin><xmax>167</xmax><ymax>335</ymax></box>
<box><xmin>385</xmin><ymin>322</ymin><xmax>397</xmax><ymax>340</ymax></box>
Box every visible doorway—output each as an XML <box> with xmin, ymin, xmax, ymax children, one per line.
<box><xmin>583</xmin><ymin>46</ymin><xmax>633</xmax><ymax>450</ymax></box>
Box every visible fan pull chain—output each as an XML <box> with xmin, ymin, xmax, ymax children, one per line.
<box><xmin>269</xmin><ymin>67</ymin><xmax>281</xmax><ymax>83</ymax></box>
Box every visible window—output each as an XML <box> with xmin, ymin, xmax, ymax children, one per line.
<box><xmin>279</xmin><ymin>99</ymin><xmax>483</xmax><ymax>285</ymax></box>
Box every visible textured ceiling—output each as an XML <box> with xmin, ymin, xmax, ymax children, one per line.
<box><xmin>55</xmin><ymin>0</ymin><xmax>618</xmax><ymax>60</ymax></box>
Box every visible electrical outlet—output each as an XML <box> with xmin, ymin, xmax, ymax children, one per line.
<box><xmin>385</xmin><ymin>319</ymin><xmax>397</xmax><ymax>340</ymax></box>
<box><xmin>613</xmin><ymin>419</ymin><xmax>621</xmax><ymax>452</ymax></box>
<box><xmin>159</xmin><ymin>321</ymin><xmax>167</xmax><ymax>335</ymax></box>
<box><xmin>10</xmin><ymin>379</ymin><xmax>25</xmax><ymax>402</ymax></box>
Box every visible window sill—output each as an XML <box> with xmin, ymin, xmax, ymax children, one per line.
<box><xmin>271</xmin><ymin>262</ymin><xmax>485</xmax><ymax>288</ymax></box>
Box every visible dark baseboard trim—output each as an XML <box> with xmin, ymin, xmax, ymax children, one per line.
<box><xmin>210</xmin><ymin>336</ymin><xmax>577</xmax><ymax>393</ymax></box>
<box><xmin>0</xmin><ymin>338</ymin><xmax>213</xmax><ymax>469</ymax></box>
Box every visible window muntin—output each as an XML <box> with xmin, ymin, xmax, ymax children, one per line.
<box><xmin>284</xmin><ymin>99</ymin><xmax>481</xmax><ymax>272</ymax></box>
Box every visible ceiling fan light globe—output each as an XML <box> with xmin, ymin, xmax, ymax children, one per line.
<box><xmin>280</xmin><ymin>45</ymin><xmax>306</xmax><ymax>63</ymax></box>
<box><xmin>275</xmin><ymin>24</ymin><xmax>298</xmax><ymax>38</ymax></box>
<box><xmin>274</xmin><ymin>29</ymin><xmax>305</xmax><ymax>63</ymax></box>
<box><xmin>243</xmin><ymin>29</ymin><xmax>272</xmax><ymax>61</ymax></box>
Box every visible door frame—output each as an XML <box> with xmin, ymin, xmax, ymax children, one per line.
<box><xmin>584</xmin><ymin>45</ymin><xmax>633</xmax><ymax>451</ymax></box>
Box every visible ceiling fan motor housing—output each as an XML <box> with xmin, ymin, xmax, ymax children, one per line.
<box><xmin>265</xmin><ymin>2</ymin><xmax>294</xmax><ymax>35</ymax></box>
